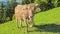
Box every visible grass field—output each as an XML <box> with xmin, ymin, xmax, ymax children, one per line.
<box><xmin>0</xmin><ymin>7</ymin><xmax>60</xmax><ymax>34</ymax></box>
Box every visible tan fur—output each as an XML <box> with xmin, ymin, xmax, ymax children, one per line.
<box><xmin>14</xmin><ymin>3</ymin><xmax>40</xmax><ymax>32</ymax></box>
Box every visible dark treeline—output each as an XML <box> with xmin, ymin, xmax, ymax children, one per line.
<box><xmin>0</xmin><ymin>0</ymin><xmax>16</xmax><ymax>23</ymax></box>
<box><xmin>0</xmin><ymin>0</ymin><xmax>60</xmax><ymax>23</ymax></box>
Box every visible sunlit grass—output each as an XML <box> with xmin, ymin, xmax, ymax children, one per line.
<box><xmin>0</xmin><ymin>7</ymin><xmax>60</xmax><ymax>34</ymax></box>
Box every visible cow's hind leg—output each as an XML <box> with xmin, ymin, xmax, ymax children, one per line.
<box><xmin>20</xmin><ymin>19</ymin><xmax>22</xmax><ymax>28</ymax></box>
<box><xmin>16</xmin><ymin>18</ymin><xmax>19</xmax><ymax>28</ymax></box>
<box><xmin>24</xmin><ymin>18</ymin><xmax>28</xmax><ymax>32</ymax></box>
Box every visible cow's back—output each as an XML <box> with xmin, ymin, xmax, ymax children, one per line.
<box><xmin>15</xmin><ymin>5</ymin><xmax>29</xmax><ymax>20</ymax></box>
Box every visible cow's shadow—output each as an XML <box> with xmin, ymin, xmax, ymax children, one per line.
<box><xmin>33</xmin><ymin>24</ymin><xmax>60</xmax><ymax>33</ymax></box>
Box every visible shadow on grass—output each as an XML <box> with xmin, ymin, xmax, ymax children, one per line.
<box><xmin>34</xmin><ymin>24</ymin><xmax>60</xmax><ymax>33</ymax></box>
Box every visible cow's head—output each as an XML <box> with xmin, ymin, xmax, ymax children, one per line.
<box><xmin>34</xmin><ymin>7</ymin><xmax>41</xmax><ymax>13</ymax></box>
<box><xmin>34</xmin><ymin>4</ymin><xmax>41</xmax><ymax>13</ymax></box>
<box><xmin>27</xmin><ymin>3</ymin><xmax>41</xmax><ymax>18</ymax></box>
<box><xmin>28</xmin><ymin>3</ymin><xmax>41</xmax><ymax>13</ymax></box>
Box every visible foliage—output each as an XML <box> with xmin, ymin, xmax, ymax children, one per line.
<box><xmin>52</xmin><ymin>0</ymin><xmax>58</xmax><ymax>7</ymax></box>
<box><xmin>6</xmin><ymin>0</ymin><xmax>16</xmax><ymax>20</ymax></box>
<box><xmin>12</xmin><ymin>15</ymin><xmax>15</xmax><ymax>20</ymax></box>
<box><xmin>19</xmin><ymin>0</ymin><xmax>34</xmax><ymax>4</ymax></box>
<box><xmin>57</xmin><ymin>0</ymin><xmax>60</xmax><ymax>7</ymax></box>
<box><xmin>34</xmin><ymin>0</ymin><xmax>60</xmax><ymax>11</ymax></box>
<box><xmin>0</xmin><ymin>0</ymin><xmax>16</xmax><ymax>23</ymax></box>
<box><xmin>0</xmin><ymin>3</ymin><xmax>7</xmax><ymax>23</ymax></box>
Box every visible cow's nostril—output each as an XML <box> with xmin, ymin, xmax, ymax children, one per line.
<box><xmin>29</xmin><ymin>16</ymin><xmax>33</xmax><ymax>18</ymax></box>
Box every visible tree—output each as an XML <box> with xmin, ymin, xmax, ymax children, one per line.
<box><xmin>34</xmin><ymin>0</ymin><xmax>58</xmax><ymax>11</ymax></box>
<box><xmin>6</xmin><ymin>0</ymin><xmax>16</xmax><ymax>20</ymax></box>
<box><xmin>0</xmin><ymin>2</ymin><xmax>7</xmax><ymax>23</ymax></box>
<box><xmin>52</xmin><ymin>0</ymin><xmax>58</xmax><ymax>7</ymax></box>
<box><xmin>19</xmin><ymin>0</ymin><xmax>34</xmax><ymax>4</ymax></box>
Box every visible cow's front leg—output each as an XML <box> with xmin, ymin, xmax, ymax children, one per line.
<box><xmin>29</xmin><ymin>18</ymin><xmax>34</xmax><ymax>27</ymax></box>
<box><xmin>30</xmin><ymin>21</ymin><xmax>34</xmax><ymax>27</ymax></box>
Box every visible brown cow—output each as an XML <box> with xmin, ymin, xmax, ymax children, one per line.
<box><xmin>15</xmin><ymin>3</ymin><xmax>40</xmax><ymax>32</ymax></box>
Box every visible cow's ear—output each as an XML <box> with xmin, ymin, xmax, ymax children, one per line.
<box><xmin>35</xmin><ymin>4</ymin><xmax>38</xmax><ymax>6</ymax></box>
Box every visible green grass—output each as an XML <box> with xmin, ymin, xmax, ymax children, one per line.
<box><xmin>0</xmin><ymin>7</ymin><xmax>60</xmax><ymax>34</ymax></box>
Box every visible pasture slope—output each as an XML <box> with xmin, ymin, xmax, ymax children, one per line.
<box><xmin>0</xmin><ymin>7</ymin><xmax>60</xmax><ymax>34</ymax></box>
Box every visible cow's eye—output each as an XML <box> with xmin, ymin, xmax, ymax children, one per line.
<box><xmin>26</xmin><ymin>8</ymin><xmax>28</xmax><ymax>9</ymax></box>
<box><xmin>23</xmin><ymin>9</ymin><xmax>25</xmax><ymax>10</ymax></box>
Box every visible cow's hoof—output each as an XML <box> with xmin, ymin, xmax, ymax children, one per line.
<box><xmin>26</xmin><ymin>30</ymin><xmax>29</xmax><ymax>33</ymax></box>
<box><xmin>16</xmin><ymin>26</ymin><xmax>20</xmax><ymax>29</ymax></box>
<box><xmin>30</xmin><ymin>25</ymin><xmax>33</xmax><ymax>28</ymax></box>
<box><xmin>20</xmin><ymin>26</ymin><xmax>23</xmax><ymax>28</ymax></box>
<box><xmin>17</xmin><ymin>27</ymin><xmax>20</xmax><ymax>28</ymax></box>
